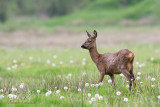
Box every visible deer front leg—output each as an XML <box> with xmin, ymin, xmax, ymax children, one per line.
<box><xmin>99</xmin><ymin>72</ymin><xmax>105</xmax><ymax>83</ymax></box>
<box><xmin>109</xmin><ymin>74</ymin><xmax>116</xmax><ymax>90</ymax></box>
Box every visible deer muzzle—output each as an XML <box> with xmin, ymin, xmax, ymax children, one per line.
<box><xmin>81</xmin><ymin>45</ymin><xmax>87</xmax><ymax>49</ymax></box>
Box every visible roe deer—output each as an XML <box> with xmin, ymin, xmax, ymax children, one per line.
<box><xmin>81</xmin><ymin>30</ymin><xmax>135</xmax><ymax>90</ymax></box>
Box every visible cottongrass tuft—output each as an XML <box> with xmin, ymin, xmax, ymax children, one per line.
<box><xmin>82</xmin><ymin>72</ymin><xmax>86</xmax><ymax>76</ymax></box>
<box><xmin>136</xmin><ymin>77</ymin><xmax>140</xmax><ymax>80</ymax></box>
<box><xmin>151</xmin><ymin>85</ymin><xmax>155</xmax><ymax>88</ymax></box>
<box><xmin>11</xmin><ymin>87</ymin><xmax>17</xmax><ymax>92</ymax></box>
<box><xmin>124</xmin><ymin>97</ymin><xmax>128</xmax><ymax>102</ymax></box>
<box><xmin>95</xmin><ymin>94</ymin><xmax>99</xmax><ymax>99</ymax></box>
<box><xmin>45</xmin><ymin>90</ymin><xmax>52</xmax><ymax>96</ymax></box>
<box><xmin>151</xmin><ymin>78</ymin><xmax>155</xmax><ymax>81</ymax></box>
<box><xmin>19</xmin><ymin>83</ymin><xmax>24</xmax><ymax>89</ymax></box>
<box><xmin>37</xmin><ymin>90</ymin><xmax>40</xmax><ymax>94</ymax></box>
<box><xmin>137</xmin><ymin>72</ymin><xmax>141</xmax><ymax>75</ymax></box>
<box><xmin>116</xmin><ymin>91</ymin><xmax>121</xmax><ymax>96</ymax></box>
<box><xmin>8</xmin><ymin>94</ymin><xmax>17</xmax><ymax>99</ymax></box>
<box><xmin>0</xmin><ymin>95</ymin><xmax>4</xmax><ymax>99</ymax></box>
<box><xmin>91</xmin><ymin>97</ymin><xmax>96</xmax><ymax>102</ymax></box>
<box><xmin>0</xmin><ymin>89</ymin><xmax>3</xmax><ymax>93</ymax></box>
<box><xmin>56</xmin><ymin>90</ymin><xmax>60</xmax><ymax>94</ymax></box>
<box><xmin>98</xmin><ymin>96</ymin><xmax>103</xmax><ymax>100</ymax></box>
<box><xmin>64</xmin><ymin>86</ymin><xmax>68</xmax><ymax>90</ymax></box>
<box><xmin>88</xmin><ymin>93</ymin><xmax>91</xmax><ymax>98</ymax></box>
<box><xmin>108</xmin><ymin>79</ymin><xmax>112</xmax><ymax>83</ymax></box>
<box><xmin>85</xmin><ymin>83</ymin><xmax>89</xmax><ymax>87</ymax></box>
<box><xmin>89</xmin><ymin>100</ymin><xmax>92</xmax><ymax>104</ymax></box>
<box><xmin>120</xmin><ymin>73</ymin><xmax>124</xmax><ymax>77</ymax></box>
<box><xmin>99</xmin><ymin>82</ymin><xmax>103</xmax><ymax>86</ymax></box>
<box><xmin>78</xmin><ymin>88</ymin><xmax>81</xmax><ymax>92</ymax></box>
<box><xmin>60</xmin><ymin>96</ymin><xmax>64</xmax><ymax>99</ymax></box>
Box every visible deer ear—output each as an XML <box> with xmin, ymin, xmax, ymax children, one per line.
<box><xmin>92</xmin><ymin>30</ymin><xmax>97</xmax><ymax>38</ymax></box>
<box><xmin>86</xmin><ymin>31</ymin><xmax>91</xmax><ymax>37</ymax></box>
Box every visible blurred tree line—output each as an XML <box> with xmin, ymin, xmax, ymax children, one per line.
<box><xmin>0</xmin><ymin>0</ymin><xmax>142</xmax><ymax>22</ymax></box>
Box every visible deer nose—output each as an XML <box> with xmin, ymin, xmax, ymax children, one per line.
<box><xmin>81</xmin><ymin>45</ymin><xmax>86</xmax><ymax>49</ymax></box>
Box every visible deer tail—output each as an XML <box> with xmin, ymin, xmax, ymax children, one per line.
<box><xmin>127</xmin><ymin>53</ymin><xmax>134</xmax><ymax>63</ymax></box>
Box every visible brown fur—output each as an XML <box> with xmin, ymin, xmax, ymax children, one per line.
<box><xmin>81</xmin><ymin>30</ymin><xmax>136</xmax><ymax>90</ymax></box>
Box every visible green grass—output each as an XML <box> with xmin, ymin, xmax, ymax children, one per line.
<box><xmin>0</xmin><ymin>0</ymin><xmax>160</xmax><ymax>31</ymax></box>
<box><xmin>0</xmin><ymin>44</ymin><xmax>160</xmax><ymax>106</ymax></box>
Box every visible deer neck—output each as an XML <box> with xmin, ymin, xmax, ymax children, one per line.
<box><xmin>89</xmin><ymin>45</ymin><xmax>99</xmax><ymax>64</ymax></box>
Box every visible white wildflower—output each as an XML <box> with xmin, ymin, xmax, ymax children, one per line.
<box><xmin>136</xmin><ymin>76</ymin><xmax>140</xmax><ymax>80</ymax></box>
<box><xmin>151</xmin><ymin>78</ymin><xmax>155</xmax><ymax>81</ymax></box>
<box><xmin>13</xmin><ymin>59</ymin><xmax>17</xmax><ymax>63</ymax></box>
<box><xmin>120</xmin><ymin>73</ymin><xmax>124</xmax><ymax>77</ymax></box>
<box><xmin>7</xmin><ymin>67</ymin><xmax>11</xmax><ymax>71</ymax></box>
<box><xmin>136</xmin><ymin>62</ymin><xmax>139</xmax><ymax>65</ymax></box>
<box><xmin>124</xmin><ymin>97</ymin><xmax>128</xmax><ymax>102</ymax></box>
<box><xmin>0</xmin><ymin>95</ymin><xmax>4</xmax><ymax>99</ymax></box>
<box><xmin>0</xmin><ymin>89</ymin><xmax>3</xmax><ymax>93</ymax></box>
<box><xmin>88</xmin><ymin>93</ymin><xmax>91</xmax><ymax>98</ymax></box>
<box><xmin>82</xmin><ymin>72</ymin><xmax>86</xmax><ymax>76</ymax></box>
<box><xmin>82</xmin><ymin>62</ymin><xmax>86</xmax><ymax>65</ymax></box>
<box><xmin>29</xmin><ymin>56</ymin><xmax>33</xmax><ymax>60</ymax></box>
<box><xmin>45</xmin><ymin>90</ymin><xmax>52</xmax><ymax>96</ymax></box>
<box><xmin>139</xmin><ymin>63</ymin><xmax>145</xmax><ymax>68</ymax></box>
<box><xmin>157</xmin><ymin>95</ymin><xmax>160</xmax><ymax>99</ymax></box>
<box><xmin>151</xmin><ymin>85</ymin><xmax>155</xmax><ymax>88</ymax></box>
<box><xmin>91</xmin><ymin>84</ymin><xmax>94</xmax><ymax>87</ymax></box>
<box><xmin>98</xmin><ymin>96</ymin><xmax>103</xmax><ymax>100</ymax></box>
<box><xmin>11</xmin><ymin>87</ymin><xmax>17</xmax><ymax>92</ymax></box>
<box><xmin>108</xmin><ymin>79</ymin><xmax>112</xmax><ymax>83</ymax></box>
<box><xmin>116</xmin><ymin>91</ymin><xmax>121</xmax><ymax>96</ymax></box>
<box><xmin>82</xmin><ymin>58</ymin><xmax>86</xmax><ymax>61</ymax></box>
<box><xmin>85</xmin><ymin>83</ymin><xmax>89</xmax><ymax>87</ymax></box>
<box><xmin>137</xmin><ymin>72</ymin><xmax>141</xmax><ymax>75</ymax></box>
<box><xmin>95</xmin><ymin>94</ymin><xmax>99</xmax><ymax>99</ymax></box>
<box><xmin>57</xmin><ymin>75</ymin><xmax>61</xmax><ymax>78</ymax></box>
<box><xmin>89</xmin><ymin>100</ymin><xmax>92</xmax><ymax>104</ymax></box>
<box><xmin>78</xmin><ymin>88</ymin><xmax>81</xmax><ymax>92</ymax></box>
<box><xmin>64</xmin><ymin>86</ymin><xmax>68</xmax><ymax>90</ymax></box>
<box><xmin>95</xmin><ymin>84</ymin><xmax>99</xmax><ymax>87</ymax></box>
<box><xmin>126</xmin><ymin>85</ymin><xmax>129</xmax><ymax>88</ymax></box>
<box><xmin>52</xmin><ymin>63</ymin><xmax>56</xmax><ymax>67</ymax></box>
<box><xmin>69</xmin><ymin>60</ymin><xmax>73</xmax><ymax>64</ymax></box>
<box><xmin>37</xmin><ymin>90</ymin><xmax>40</xmax><ymax>94</ymax></box>
<box><xmin>59</xmin><ymin>61</ymin><xmax>63</xmax><ymax>65</ymax></box>
<box><xmin>99</xmin><ymin>82</ymin><xmax>103</xmax><ymax>86</ymax></box>
<box><xmin>60</xmin><ymin>96</ymin><xmax>64</xmax><ymax>99</ymax></box>
<box><xmin>47</xmin><ymin>59</ymin><xmax>50</xmax><ymax>64</ymax></box>
<box><xmin>53</xmin><ymin>55</ymin><xmax>57</xmax><ymax>59</ymax></box>
<box><xmin>150</xmin><ymin>57</ymin><xmax>154</xmax><ymax>61</ymax></box>
<box><xmin>68</xmin><ymin>73</ymin><xmax>72</xmax><ymax>77</ymax></box>
<box><xmin>12</xmin><ymin>64</ymin><xmax>18</xmax><ymax>69</ymax></box>
<box><xmin>56</xmin><ymin>90</ymin><xmax>60</xmax><ymax>94</ymax></box>
<box><xmin>8</xmin><ymin>94</ymin><xmax>17</xmax><ymax>99</ymax></box>
<box><xmin>19</xmin><ymin>83</ymin><xmax>24</xmax><ymax>89</ymax></box>
<box><xmin>91</xmin><ymin>97</ymin><xmax>96</xmax><ymax>102</ymax></box>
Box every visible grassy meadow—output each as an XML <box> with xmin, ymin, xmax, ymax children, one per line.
<box><xmin>0</xmin><ymin>0</ymin><xmax>160</xmax><ymax>107</ymax></box>
<box><xmin>0</xmin><ymin>44</ymin><xmax>160</xmax><ymax>107</ymax></box>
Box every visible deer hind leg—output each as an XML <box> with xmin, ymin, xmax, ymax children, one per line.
<box><xmin>109</xmin><ymin>74</ymin><xmax>116</xmax><ymax>90</ymax></box>
<box><xmin>121</xmin><ymin>68</ymin><xmax>132</xmax><ymax>91</ymax></box>
<box><xmin>130</xmin><ymin>65</ymin><xmax>136</xmax><ymax>87</ymax></box>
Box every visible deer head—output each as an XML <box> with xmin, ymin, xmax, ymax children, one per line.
<box><xmin>81</xmin><ymin>30</ymin><xmax>97</xmax><ymax>49</ymax></box>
